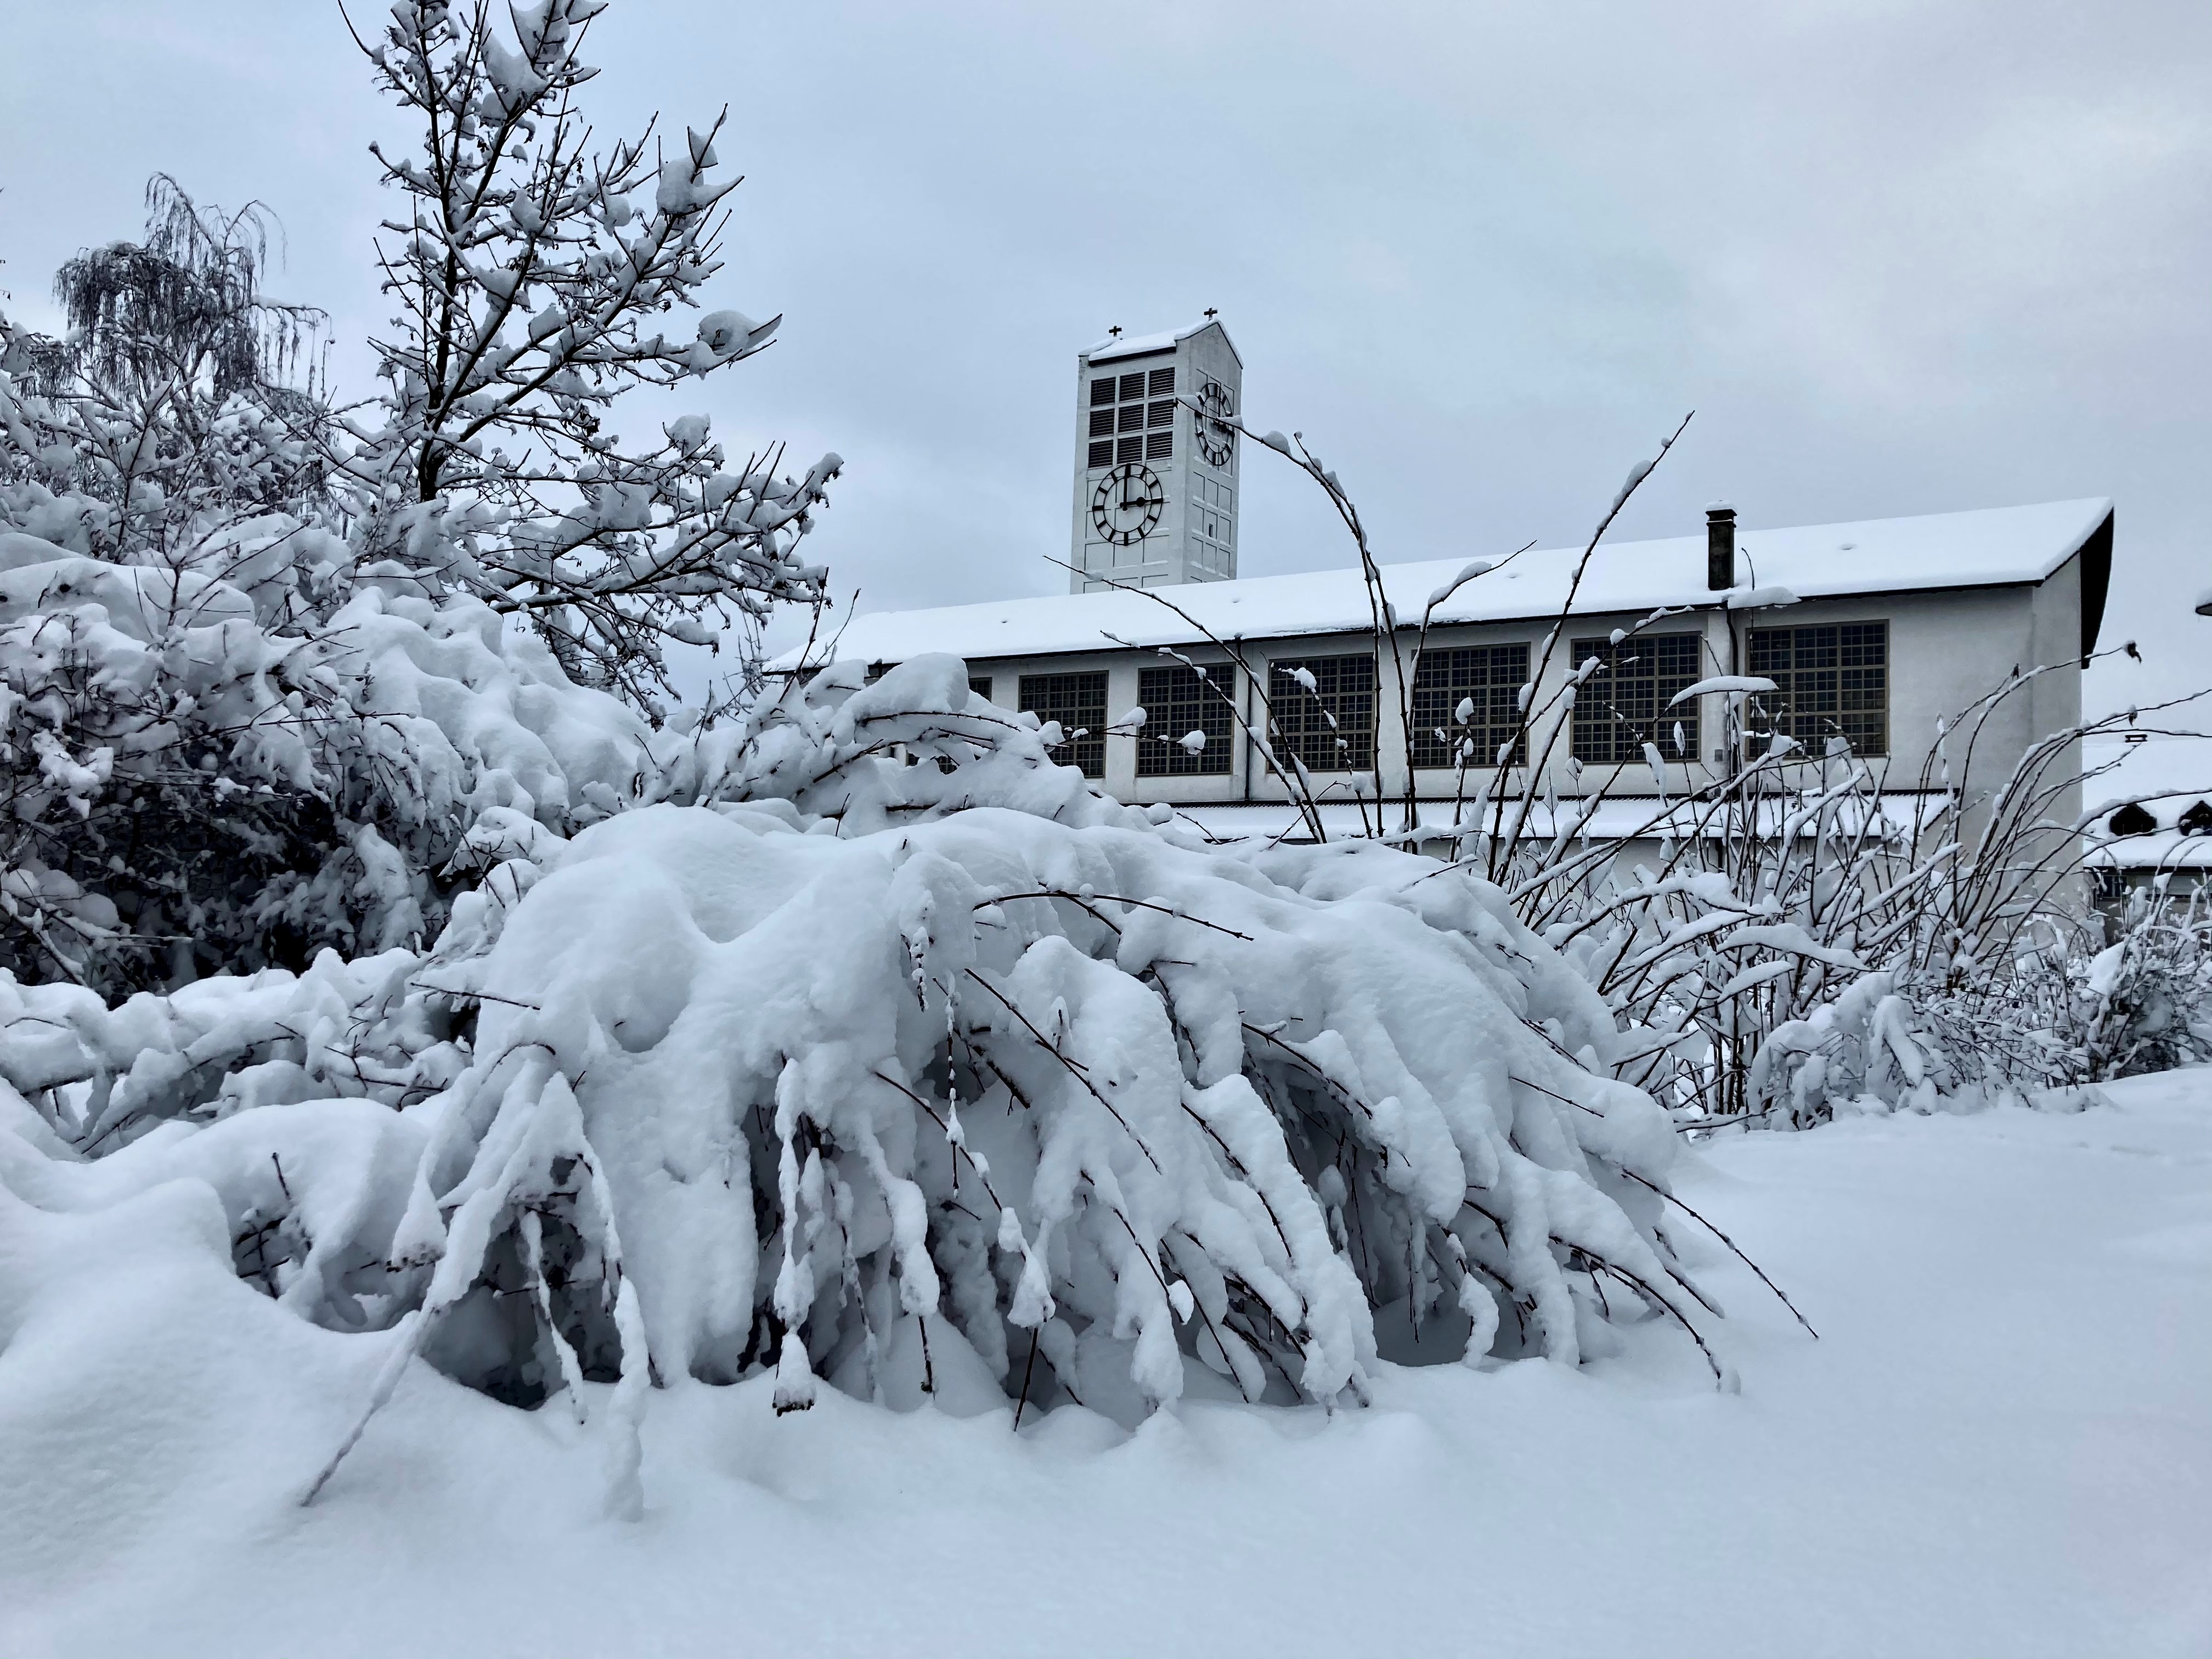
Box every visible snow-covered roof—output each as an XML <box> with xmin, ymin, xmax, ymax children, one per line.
<box><xmin>1170</xmin><ymin>793</ymin><xmax>1950</xmax><ymax>847</ymax></box>
<box><xmin>2084</xmin><ymin>834</ymin><xmax>2212</xmax><ymax>872</ymax></box>
<box><xmin>2081</xmin><ymin>732</ymin><xmax>2212</xmax><ymax>869</ymax></box>
<box><xmin>793</xmin><ymin>498</ymin><xmax>2114</xmax><ymax>671</ymax></box>
<box><xmin>1084</xmin><ymin>318</ymin><xmax>1240</xmax><ymax>364</ymax></box>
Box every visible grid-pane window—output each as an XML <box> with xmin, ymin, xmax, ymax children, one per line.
<box><xmin>1410</xmin><ymin>642</ymin><xmax>1530</xmax><ymax>769</ymax></box>
<box><xmin>1570</xmin><ymin>633</ymin><xmax>1703</xmax><ymax>767</ymax></box>
<box><xmin>1136</xmin><ymin>664</ymin><xmax>1235</xmax><ymax>776</ymax></box>
<box><xmin>1086</xmin><ymin>362</ymin><xmax>1177</xmax><ymax>471</ymax></box>
<box><xmin>969</xmin><ymin>675</ymin><xmax>992</xmax><ymax>702</ymax></box>
<box><xmin>1268</xmin><ymin>654</ymin><xmax>1376</xmax><ymax>774</ymax></box>
<box><xmin>1020</xmin><ymin>672</ymin><xmax>1107</xmax><ymax>778</ymax></box>
<box><xmin>1746</xmin><ymin>622</ymin><xmax>1888</xmax><ymax>757</ymax></box>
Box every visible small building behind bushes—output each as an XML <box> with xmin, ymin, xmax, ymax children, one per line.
<box><xmin>2084</xmin><ymin>733</ymin><xmax>2212</xmax><ymax>917</ymax></box>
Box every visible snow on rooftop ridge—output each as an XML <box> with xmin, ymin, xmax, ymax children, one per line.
<box><xmin>1084</xmin><ymin>318</ymin><xmax>1237</xmax><ymax>363</ymax></box>
<box><xmin>784</xmin><ymin>497</ymin><xmax>2113</xmax><ymax>672</ymax></box>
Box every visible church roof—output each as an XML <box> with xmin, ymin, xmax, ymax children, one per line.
<box><xmin>1084</xmin><ymin>318</ymin><xmax>1240</xmax><ymax>365</ymax></box>
<box><xmin>785</xmin><ymin>498</ymin><xmax>2114</xmax><ymax>670</ymax></box>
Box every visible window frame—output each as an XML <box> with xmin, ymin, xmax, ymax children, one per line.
<box><xmin>1267</xmin><ymin>652</ymin><xmax>1377</xmax><ymax>775</ymax></box>
<box><xmin>1745</xmin><ymin>619</ymin><xmax>1889</xmax><ymax>758</ymax></box>
<box><xmin>1409</xmin><ymin>641</ymin><xmax>1531</xmax><ymax>770</ymax></box>
<box><xmin>1568</xmin><ymin>631</ymin><xmax>1704</xmax><ymax>769</ymax></box>
<box><xmin>1135</xmin><ymin>662</ymin><xmax>1237</xmax><ymax>777</ymax></box>
<box><xmin>1087</xmin><ymin>365</ymin><xmax>1176</xmax><ymax>472</ymax></box>
<box><xmin>1019</xmin><ymin>671</ymin><xmax>1108</xmax><ymax>778</ymax></box>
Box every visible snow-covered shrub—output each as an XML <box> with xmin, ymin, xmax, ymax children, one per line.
<box><xmin>2027</xmin><ymin>891</ymin><xmax>2211</xmax><ymax>1084</ymax></box>
<box><xmin>1</xmin><ymin>657</ymin><xmax>1741</xmax><ymax>1516</ymax></box>
<box><xmin>0</xmin><ymin>516</ymin><xmax>654</xmax><ymax>992</ymax></box>
<box><xmin>1093</xmin><ymin>402</ymin><xmax>2211</xmax><ymax>1124</ymax></box>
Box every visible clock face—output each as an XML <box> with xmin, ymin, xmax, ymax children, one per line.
<box><xmin>1195</xmin><ymin>380</ymin><xmax>1235</xmax><ymax>467</ymax></box>
<box><xmin>1091</xmin><ymin>462</ymin><xmax>1164</xmax><ymax>546</ymax></box>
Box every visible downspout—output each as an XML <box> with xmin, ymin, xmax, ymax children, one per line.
<box><xmin>1239</xmin><ymin>639</ymin><xmax>1254</xmax><ymax>805</ymax></box>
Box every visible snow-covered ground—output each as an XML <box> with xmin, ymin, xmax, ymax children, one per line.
<box><xmin>5</xmin><ymin>1073</ymin><xmax>2208</xmax><ymax>1659</ymax></box>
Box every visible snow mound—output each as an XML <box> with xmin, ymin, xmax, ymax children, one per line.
<box><xmin>0</xmin><ymin>655</ymin><xmax>1714</xmax><ymax>1515</ymax></box>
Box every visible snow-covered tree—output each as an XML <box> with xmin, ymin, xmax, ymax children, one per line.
<box><xmin>345</xmin><ymin>0</ymin><xmax>839</xmax><ymax>714</ymax></box>
<box><xmin>1</xmin><ymin>176</ymin><xmax>334</xmax><ymax>569</ymax></box>
<box><xmin>0</xmin><ymin>0</ymin><xmax>848</xmax><ymax>991</ymax></box>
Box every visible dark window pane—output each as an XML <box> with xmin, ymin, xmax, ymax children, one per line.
<box><xmin>1570</xmin><ymin>632</ymin><xmax>1703</xmax><ymax>768</ymax></box>
<box><xmin>1149</xmin><ymin>368</ymin><xmax>1175</xmax><ymax>396</ymax></box>
<box><xmin>1147</xmin><ymin>399</ymin><xmax>1174</xmax><ymax>428</ymax></box>
<box><xmin>969</xmin><ymin>676</ymin><xmax>992</xmax><ymax>702</ymax></box>
<box><xmin>1119</xmin><ymin>373</ymin><xmax>1146</xmax><ymax>400</ymax></box>
<box><xmin>1116</xmin><ymin>436</ymin><xmax>1143</xmax><ymax>464</ymax></box>
<box><xmin>1409</xmin><ymin>642</ymin><xmax>1531</xmax><ymax>769</ymax></box>
<box><xmin>1146</xmin><ymin>430</ymin><xmax>1173</xmax><ymax>460</ymax></box>
<box><xmin>1090</xmin><ymin>408</ymin><xmax>1115</xmax><ymax>437</ymax></box>
<box><xmin>1091</xmin><ymin>379</ymin><xmax>1116</xmax><ymax>407</ymax></box>
<box><xmin>1019</xmin><ymin>672</ymin><xmax>1108</xmax><ymax>778</ymax></box>
<box><xmin>1267</xmin><ymin>654</ymin><xmax>1376</xmax><ymax>774</ymax></box>
<box><xmin>1745</xmin><ymin>621</ymin><xmax>1887</xmax><ymax>756</ymax></box>
<box><xmin>1087</xmin><ymin>439</ymin><xmax>1113</xmax><ymax>468</ymax></box>
<box><xmin>1136</xmin><ymin>663</ymin><xmax>1235</xmax><ymax>776</ymax></box>
<box><xmin>1118</xmin><ymin>404</ymin><xmax>1145</xmax><ymax>433</ymax></box>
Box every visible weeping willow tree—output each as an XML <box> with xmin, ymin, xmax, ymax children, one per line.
<box><xmin>39</xmin><ymin>173</ymin><xmax>328</xmax><ymax>408</ymax></box>
<box><xmin>2</xmin><ymin>175</ymin><xmax>334</xmax><ymax>559</ymax></box>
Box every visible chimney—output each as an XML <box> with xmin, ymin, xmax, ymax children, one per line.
<box><xmin>1706</xmin><ymin>502</ymin><xmax>1736</xmax><ymax>591</ymax></box>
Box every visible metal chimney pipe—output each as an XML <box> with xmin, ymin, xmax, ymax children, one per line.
<box><xmin>1706</xmin><ymin>503</ymin><xmax>1737</xmax><ymax>591</ymax></box>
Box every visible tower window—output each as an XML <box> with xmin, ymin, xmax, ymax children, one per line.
<box><xmin>1086</xmin><ymin>360</ymin><xmax>1185</xmax><ymax>473</ymax></box>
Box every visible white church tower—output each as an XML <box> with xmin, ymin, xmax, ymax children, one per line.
<box><xmin>1068</xmin><ymin>316</ymin><xmax>1243</xmax><ymax>592</ymax></box>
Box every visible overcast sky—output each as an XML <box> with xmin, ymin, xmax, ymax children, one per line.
<box><xmin>5</xmin><ymin>0</ymin><xmax>2207</xmax><ymax>718</ymax></box>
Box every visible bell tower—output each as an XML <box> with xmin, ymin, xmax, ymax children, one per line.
<box><xmin>1068</xmin><ymin>316</ymin><xmax>1243</xmax><ymax>592</ymax></box>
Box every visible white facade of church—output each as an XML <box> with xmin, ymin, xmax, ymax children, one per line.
<box><xmin>1068</xmin><ymin>319</ymin><xmax>1243</xmax><ymax>592</ymax></box>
